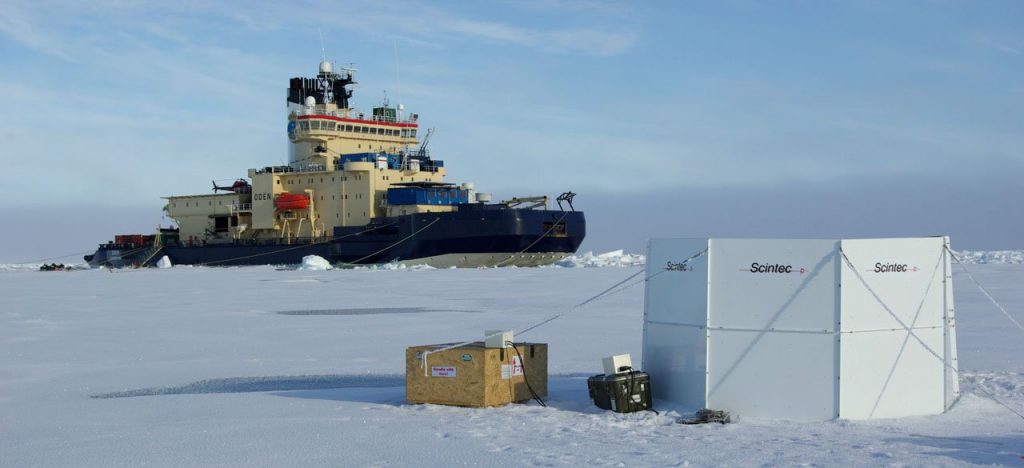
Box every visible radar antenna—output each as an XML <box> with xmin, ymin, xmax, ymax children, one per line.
<box><xmin>319</xmin><ymin>29</ymin><xmax>327</xmax><ymax>62</ymax></box>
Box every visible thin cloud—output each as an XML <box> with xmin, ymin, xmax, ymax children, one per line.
<box><xmin>973</xmin><ymin>32</ymin><xmax>1024</xmax><ymax>56</ymax></box>
<box><xmin>1</xmin><ymin>1</ymin><xmax>639</xmax><ymax>58</ymax></box>
<box><xmin>0</xmin><ymin>5</ymin><xmax>79</xmax><ymax>62</ymax></box>
<box><xmin>287</xmin><ymin>0</ymin><xmax>639</xmax><ymax>56</ymax></box>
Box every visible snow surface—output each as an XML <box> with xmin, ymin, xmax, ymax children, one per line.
<box><xmin>1</xmin><ymin>262</ymin><xmax>1023</xmax><ymax>466</ymax></box>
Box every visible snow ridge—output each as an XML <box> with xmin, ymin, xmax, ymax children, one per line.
<box><xmin>953</xmin><ymin>250</ymin><xmax>1024</xmax><ymax>265</ymax></box>
<box><xmin>1</xmin><ymin>250</ymin><xmax>1020</xmax><ymax>271</ymax></box>
<box><xmin>552</xmin><ymin>249</ymin><xmax>1024</xmax><ymax>268</ymax></box>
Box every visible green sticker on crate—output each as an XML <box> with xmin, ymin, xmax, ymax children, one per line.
<box><xmin>461</xmin><ymin>353</ymin><xmax>473</xmax><ymax>362</ymax></box>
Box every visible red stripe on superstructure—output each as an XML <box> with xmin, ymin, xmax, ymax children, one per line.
<box><xmin>296</xmin><ymin>114</ymin><xmax>419</xmax><ymax>128</ymax></box>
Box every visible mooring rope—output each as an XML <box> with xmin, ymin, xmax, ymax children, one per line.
<box><xmin>420</xmin><ymin>248</ymin><xmax>708</xmax><ymax>375</ymax></box>
<box><xmin>336</xmin><ymin>218</ymin><xmax>440</xmax><ymax>267</ymax></box>
<box><xmin>492</xmin><ymin>210</ymin><xmax>572</xmax><ymax>268</ymax></box>
<box><xmin>101</xmin><ymin>222</ymin><xmax>407</xmax><ymax>273</ymax></box>
<box><xmin>8</xmin><ymin>250</ymin><xmax>98</xmax><ymax>265</ymax></box>
<box><xmin>194</xmin><ymin>222</ymin><xmax>400</xmax><ymax>267</ymax></box>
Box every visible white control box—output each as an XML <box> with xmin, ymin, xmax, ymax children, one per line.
<box><xmin>603</xmin><ymin>354</ymin><xmax>633</xmax><ymax>376</ymax></box>
<box><xmin>484</xmin><ymin>330</ymin><xmax>513</xmax><ymax>349</ymax></box>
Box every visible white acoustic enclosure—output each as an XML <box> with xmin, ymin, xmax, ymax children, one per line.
<box><xmin>642</xmin><ymin>237</ymin><xmax>959</xmax><ymax>421</ymax></box>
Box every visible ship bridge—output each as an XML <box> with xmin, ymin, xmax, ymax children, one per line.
<box><xmin>286</xmin><ymin>61</ymin><xmax>421</xmax><ymax>167</ymax></box>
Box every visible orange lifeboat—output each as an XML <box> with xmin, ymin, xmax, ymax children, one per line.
<box><xmin>275</xmin><ymin>192</ymin><xmax>310</xmax><ymax>211</ymax></box>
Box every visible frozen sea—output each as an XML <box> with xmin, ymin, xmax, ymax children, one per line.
<box><xmin>1</xmin><ymin>257</ymin><xmax>1022</xmax><ymax>466</ymax></box>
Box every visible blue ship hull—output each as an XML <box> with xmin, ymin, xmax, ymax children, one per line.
<box><xmin>85</xmin><ymin>207</ymin><xmax>585</xmax><ymax>268</ymax></box>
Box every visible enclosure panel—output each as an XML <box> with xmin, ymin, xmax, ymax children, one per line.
<box><xmin>707</xmin><ymin>328</ymin><xmax>837</xmax><ymax>421</ymax></box>
<box><xmin>839</xmin><ymin>238</ymin><xmax>947</xmax><ymax>331</ymax></box>
<box><xmin>707</xmin><ymin>239</ymin><xmax>839</xmax><ymax>332</ymax></box>
<box><xmin>839</xmin><ymin>327</ymin><xmax>946</xmax><ymax>419</ymax></box>
<box><xmin>644</xmin><ymin>238</ymin><xmax>710</xmax><ymax>326</ymax></box>
<box><xmin>642</xmin><ymin>323</ymin><xmax>707</xmax><ymax>409</ymax></box>
<box><xmin>942</xmin><ymin>236</ymin><xmax>960</xmax><ymax>408</ymax></box>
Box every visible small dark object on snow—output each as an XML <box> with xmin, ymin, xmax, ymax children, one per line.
<box><xmin>587</xmin><ymin>370</ymin><xmax>654</xmax><ymax>414</ymax></box>
<box><xmin>39</xmin><ymin>263</ymin><xmax>67</xmax><ymax>271</ymax></box>
<box><xmin>678</xmin><ymin>408</ymin><xmax>733</xmax><ymax>425</ymax></box>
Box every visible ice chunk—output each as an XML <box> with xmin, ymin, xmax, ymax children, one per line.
<box><xmin>555</xmin><ymin>250</ymin><xmax>646</xmax><ymax>268</ymax></box>
<box><xmin>156</xmin><ymin>256</ymin><xmax>172</xmax><ymax>269</ymax></box>
<box><xmin>298</xmin><ymin>255</ymin><xmax>333</xmax><ymax>271</ymax></box>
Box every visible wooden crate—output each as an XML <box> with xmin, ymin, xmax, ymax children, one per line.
<box><xmin>406</xmin><ymin>342</ymin><xmax>548</xmax><ymax>407</ymax></box>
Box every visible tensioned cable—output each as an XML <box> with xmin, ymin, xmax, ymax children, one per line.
<box><xmin>941</xmin><ymin>246</ymin><xmax>1024</xmax><ymax>420</ymax></box>
<box><xmin>944</xmin><ymin>246</ymin><xmax>1024</xmax><ymax>334</ymax></box>
<box><xmin>840</xmin><ymin>248</ymin><xmax>1024</xmax><ymax>422</ymax></box>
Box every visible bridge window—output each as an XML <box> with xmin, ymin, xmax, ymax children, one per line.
<box><xmin>361</xmin><ymin>126</ymin><xmax>369</xmax><ymax>134</ymax></box>
<box><xmin>345</xmin><ymin>125</ymin><xmax>353</xmax><ymax>132</ymax></box>
<box><xmin>300</xmin><ymin>121</ymin><xmax>309</xmax><ymax>130</ymax></box>
<box><xmin>543</xmin><ymin>222</ymin><xmax>567</xmax><ymax>237</ymax></box>
<box><xmin>326</xmin><ymin>122</ymin><xmax>336</xmax><ymax>131</ymax></box>
<box><xmin>410</xmin><ymin>129</ymin><xmax>417</xmax><ymax>137</ymax></box>
<box><xmin>311</xmin><ymin>120</ymin><xmax>321</xmax><ymax>130</ymax></box>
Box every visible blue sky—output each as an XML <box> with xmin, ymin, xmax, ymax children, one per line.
<box><xmin>1</xmin><ymin>1</ymin><xmax>1022</xmax><ymax>259</ymax></box>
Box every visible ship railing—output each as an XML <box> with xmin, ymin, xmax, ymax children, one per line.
<box><xmin>224</xmin><ymin>237</ymin><xmax>331</xmax><ymax>246</ymax></box>
<box><xmin>328</xmin><ymin>109</ymin><xmax>418</xmax><ymax>125</ymax></box>
<box><xmin>254</xmin><ymin>166</ymin><xmax>295</xmax><ymax>175</ymax></box>
<box><xmin>253</xmin><ymin>164</ymin><xmax>329</xmax><ymax>175</ymax></box>
<box><xmin>291</xmin><ymin>163</ymin><xmax>328</xmax><ymax>173</ymax></box>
